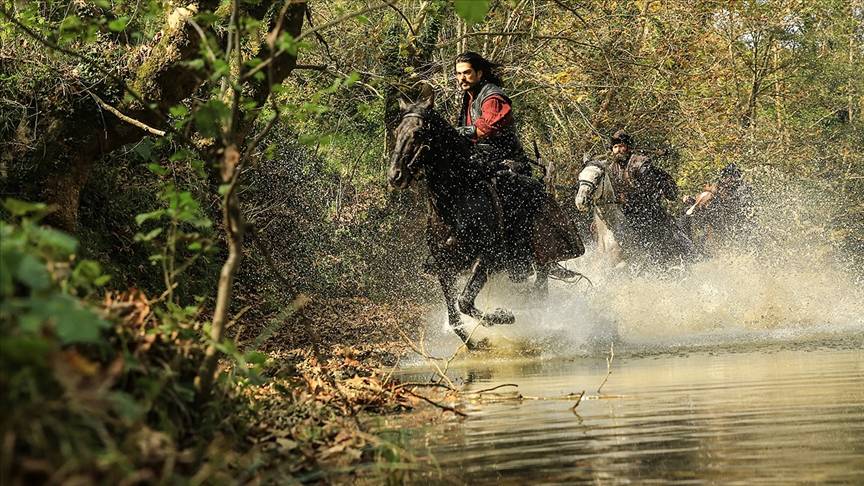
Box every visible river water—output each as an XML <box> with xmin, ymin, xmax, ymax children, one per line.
<box><xmin>387</xmin><ymin>342</ymin><xmax>863</xmax><ymax>484</ymax></box>
<box><xmin>381</xmin><ymin>249</ymin><xmax>864</xmax><ymax>483</ymax></box>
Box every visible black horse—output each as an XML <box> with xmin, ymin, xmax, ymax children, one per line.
<box><xmin>388</xmin><ymin>94</ymin><xmax>584</xmax><ymax>348</ymax></box>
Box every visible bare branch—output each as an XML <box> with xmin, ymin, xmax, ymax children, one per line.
<box><xmin>466</xmin><ymin>383</ymin><xmax>519</xmax><ymax>395</ymax></box>
<box><xmin>246</xmin><ymin>1</ymin><xmax>395</xmax><ymax>81</ymax></box>
<box><xmin>388</xmin><ymin>3</ymin><xmax>416</xmax><ymax>36</ymax></box>
<box><xmin>88</xmin><ymin>92</ymin><xmax>166</xmax><ymax>137</ymax></box>
<box><xmin>596</xmin><ymin>341</ymin><xmax>614</xmax><ymax>394</ymax></box>
<box><xmin>549</xmin><ymin>0</ymin><xmax>588</xmax><ymax>26</ymax></box>
<box><xmin>405</xmin><ymin>389</ymin><xmax>467</xmax><ymax>417</ymax></box>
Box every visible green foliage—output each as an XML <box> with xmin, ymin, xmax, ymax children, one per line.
<box><xmin>454</xmin><ymin>0</ymin><xmax>490</xmax><ymax>25</ymax></box>
<box><xmin>193</xmin><ymin>99</ymin><xmax>231</xmax><ymax>139</ymax></box>
<box><xmin>1</xmin><ymin>199</ymin><xmax>110</xmax><ymax>345</ymax></box>
<box><xmin>3</xmin><ymin>0</ymin><xmax>862</xmax><ymax>480</ymax></box>
<box><xmin>0</xmin><ymin>201</ymin><xmax>255</xmax><ymax>483</ymax></box>
<box><xmin>134</xmin><ymin>182</ymin><xmax>214</xmax><ymax>304</ymax></box>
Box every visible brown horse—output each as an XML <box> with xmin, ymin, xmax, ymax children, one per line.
<box><xmin>388</xmin><ymin>94</ymin><xmax>583</xmax><ymax>348</ymax></box>
<box><xmin>682</xmin><ymin>163</ymin><xmax>755</xmax><ymax>251</ymax></box>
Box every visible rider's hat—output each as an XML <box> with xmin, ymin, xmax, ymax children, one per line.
<box><xmin>609</xmin><ymin>129</ymin><xmax>633</xmax><ymax>149</ymax></box>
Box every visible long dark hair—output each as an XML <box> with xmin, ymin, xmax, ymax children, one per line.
<box><xmin>454</xmin><ymin>51</ymin><xmax>503</xmax><ymax>86</ymax></box>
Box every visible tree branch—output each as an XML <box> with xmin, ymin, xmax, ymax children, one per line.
<box><xmin>88</xmin><ymin>92</ymin><xmax>166</xmax><ymax>137</ymax></box>
<box><xmin>245</xmin><ymin>0</ymin><xmax>395</xmax><ymax>82</ymax></box>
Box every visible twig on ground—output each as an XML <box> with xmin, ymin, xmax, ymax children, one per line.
<box><xmin>519</xmin><ymin>392</ymin><xmax>586</xmax><ymax>402</ymax></box>
<box><xmin>393</xmin><ymin>320</ymin><xmax>459</xmax><ymax>390</ymax></box>
<box><xmin>597</xmin><ymin>342</ymin><xmax>615</xmax><ymax>394</ymax></box>
<box><xmin>394</xmin><ymin>382</ymin><xmax>453</xmax><ymax>390</ymax></box>
<box><xmin>225</xmin><ymin>305</ymin><xmax>252</xmax><ymax>330</ymax></box>
<box><xmin>570</xmin><ymin>390</ymin><xmax>585</xmax><ymax>413</ymax></box>
<box><xmin>380</xmin><ymin>355</ymin><xmax>402</xmax><ymax>387</ymax></box>
<box><xmin>466</xmin><ymin>383</ymin><xmax>519</xmax><ymax>395</ymax></box>
<box><xmin>405</xmin><ymin>389</ymin><xmax>467</xmax><ymax>417</ymax></box>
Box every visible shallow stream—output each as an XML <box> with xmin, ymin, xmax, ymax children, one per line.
<box><xmin>381</xmin><ymin>250</ymin><xmax>864</xmax><ymax>483</ymax></box>
<box><xmin>386</xmin><ymin>341</ymin><xmax>863</xmax><ymax>483</ymax></box>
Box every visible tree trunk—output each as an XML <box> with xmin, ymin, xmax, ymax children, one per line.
<box><xmin>195</xmin><ymin>1</ymin><xmax>307</xmax><ymax>400</ymax></box>
<box><xmin>196</xmin><ymin>146</ymin><xmax>245</xmax><ymax>397</ymax></box>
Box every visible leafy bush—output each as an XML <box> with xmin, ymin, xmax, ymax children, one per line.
<box><xmin>0</xmin><ymin>199</ymin><xmax>254</xmax><ymax>483</ymax></box>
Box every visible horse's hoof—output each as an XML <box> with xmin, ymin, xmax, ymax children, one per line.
<box><xmin>548</xmin><ymin>263</ymin><xmax>579</xmax><ymax>279</ymax></box>
<box><xmin>482</xmin><ymin>308</ymin><xmax>515</xmax><ymax>327</ymax></box>
<box><xmin>466</xmin><ymin>337</ymin><xmax>491</xmax><ymax>351</ymax></box>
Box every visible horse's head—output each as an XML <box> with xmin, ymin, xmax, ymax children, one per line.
<box><xmin>575</xmin><ymin>163</ymin><xmax>606</xmax><ymax>212</ymax></box>
<box><xmin>388</xmin><ymin>93</ymin><xmax>436</xmax><ymax>189</ymax></box>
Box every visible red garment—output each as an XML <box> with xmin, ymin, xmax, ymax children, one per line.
<box><xmin>464</xmin><ymin>93</ymin><xmax>513</xmax><ymax>140</ymax></box>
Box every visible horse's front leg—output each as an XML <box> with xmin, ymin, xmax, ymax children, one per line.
<box><xmin>439</xmin><ymin>267</ymin><xmax>495</xmax><ymax>350</ymax></box>
<box><xmin>437</xmin><ymin>269</ymin><xmax>472</xmax><ymax>345</ymax></box>
<box><xmin>533</xmin><ymin>262</ymin><xmax>549</xmax><ymax>298</ymax></box>
<box><xmin>458</xmin><ymin>259</ymin><xmax>515</xmax><ymax>327</ymax></box>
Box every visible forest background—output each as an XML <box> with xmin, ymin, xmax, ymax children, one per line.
<box><xmin>1</xmin><ymin>0</ymin><xmax>862</xmax><ymax>482</ymax></box>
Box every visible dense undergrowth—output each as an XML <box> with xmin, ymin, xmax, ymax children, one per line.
<box><xmin>0</xmin><ymin>200</ymin><xmax>435</xmax><ymax>484</ymax></box>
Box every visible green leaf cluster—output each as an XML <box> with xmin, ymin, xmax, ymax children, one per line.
<box><xmin>1</xmin><ymin>199</ymin><xmax>110</xmax><ymax>347</ymax></box>
<box><xmin>454</xmin><ymin>0</ymin><xmax>490</xmax><ymax>25</ymax></box>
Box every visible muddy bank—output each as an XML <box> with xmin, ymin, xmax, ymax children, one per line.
<box><xmin>239</xmin><ymin>296</ymin><xmax>431</xmax><ymax>366</ymax></box>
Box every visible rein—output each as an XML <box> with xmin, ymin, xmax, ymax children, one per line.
<box><xmin>407</xmin><ymin>144</ymin><xmax>429</xmax><ymax>170</ymax></box>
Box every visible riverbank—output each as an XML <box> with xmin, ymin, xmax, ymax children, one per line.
<box><xmin>232</xmin><ymin>296</ymin><xmax>450</xmax><ymax>482</ymax></box>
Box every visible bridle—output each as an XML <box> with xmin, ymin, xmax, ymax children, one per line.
<box><xmin>399</xmin><ymin>111</ymin><xmax>431</xmax><ymax>172</ymax></box>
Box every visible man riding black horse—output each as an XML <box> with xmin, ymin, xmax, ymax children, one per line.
<box><xmin>452</xmin><ymin>52</ymin><xmax>573</xmax><ymax>279</ymax></box>
<box><xmin>387</xmin><ymin>90</ymin><xmax>584</xmax><ymax>348</ymax></box>
<box><xmin>454</xmin><ymin>52</ymin><xmax>532</xmax><ymax>176</ymax></box>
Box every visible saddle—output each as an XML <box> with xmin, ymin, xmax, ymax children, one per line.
<box><xmin>532</xmin><ymin>192</ymin><xmax>585</xmax><ymax>263</ymax></box>
<box><xmin>492</xmin><ymin>169</ymin><xmax>584</xmax><ymax>265</ymax></box>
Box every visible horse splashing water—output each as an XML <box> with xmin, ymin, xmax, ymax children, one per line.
<box><xmin>575</xmin><ymin>158</ymin><xmax>695</xmax><ymax>272</ymax></box>
<box><xmin>575</xmin><ymin>160</ymin><xmax>628</xmax><ymax>267</ymax></box>
<box><xmin>388</xmin><ymin>94</ymin><xmax>584</xmax><ymax>348</ymax></box>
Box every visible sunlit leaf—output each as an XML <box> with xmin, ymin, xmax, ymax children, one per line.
<box><xmin>71</xmin><ymin>259</ymin><xmax>104</xmax><ymax>287</ymax></box>
<box><xmin>169</xmin><ymin>105</ymin><xmax>189</xmax><ymax>118</ymax></box>
<box><xmin>108</xmin><ymin>16</ymin><xmax>129</xmax><ymax>32</ymax></box>
<box><xmin>185</xmin><ymin>58</ymin><xmax>205</xmax><ymax>70</ymax></box>
<box><xmin>134</xmin><ymin>228</ymin><xmax>164</xmax><ymax>242</ymax></box>
<box><xmin>3</xmin><ymin>198</ymin><xmax>50</xmax><ymax>218</ymax></box>
<box><xmin>136</xmin><ymin>210</ymin><xmax>165</xmax><ymax>226</ymax></box>
<box><xmin>244</xmin><ymin>351</ymin><xmax>268</xmax><ymax>365</ymax></box>
<box><xmin>454</xmin><ymin>0</ymin><xmax>489</xmax><ymax>24</ymax></box>
<box><xmin>146</xmin><ymin>163</ymin><xmax>169</xmax><ymax>176</ymax></box>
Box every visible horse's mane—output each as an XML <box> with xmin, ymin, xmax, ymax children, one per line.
<box><xmin>399</xmin><ymin>103</ymin><xmax>475</xmax><ymax>179</ymax></box>
<box><xmin>416</xmin><ymin>106</ymin><xmax>472</xmax><ymax>155</ymax></box>
<box><xmin>578</xmin><ymin>160</ymin><xmax>607</xmax><ymax>186</ymax></box>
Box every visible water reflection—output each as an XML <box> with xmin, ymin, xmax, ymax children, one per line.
<box><xmin>388</xmin><ymin>345</ymin><xmax>864</xmax><ymax>483</ymax></box>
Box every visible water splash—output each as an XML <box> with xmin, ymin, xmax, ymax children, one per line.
<box><xmin>418</xmin><ymin>172</ymin><xmax>864</xmax><ymax>359</ymax></box>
